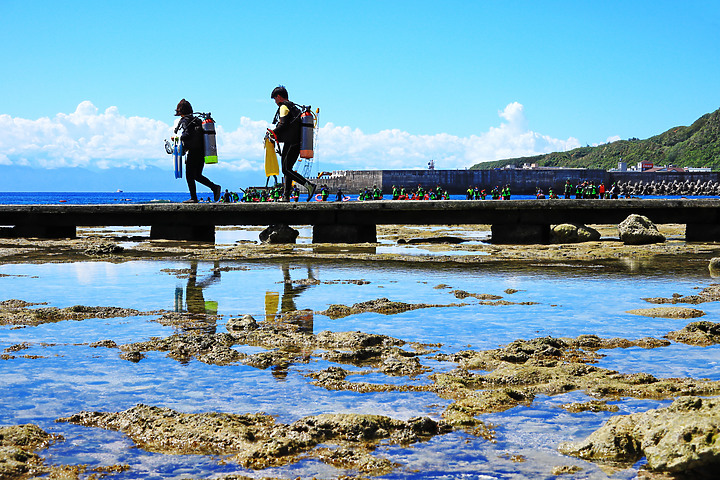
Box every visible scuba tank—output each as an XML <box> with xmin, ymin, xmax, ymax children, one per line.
<box><xmin>201</xmin><ymin>113</ymin><xmax>218</xmax><ymax>164</ymax></box>
<box><xmin>300</xmin><ymin>107</ymin><xmax>315</xmax><ymax>159</ymax></box>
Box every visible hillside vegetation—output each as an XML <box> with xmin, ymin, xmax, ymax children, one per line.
<box><xmin>471</xmin><ymin>107</ymin><xmax>720</xmax><ymax>171</ymax></box>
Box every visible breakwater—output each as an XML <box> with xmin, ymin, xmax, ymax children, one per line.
<box><xmin>318</xmin><ymin>169</ymin><xmax>720</xmax><ymax>195</ymax></box>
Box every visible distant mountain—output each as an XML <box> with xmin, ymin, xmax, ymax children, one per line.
<box><xmin>471</xmin><ymin>107</ymin><xmax>720</xmax><ymax>171</ymax></box>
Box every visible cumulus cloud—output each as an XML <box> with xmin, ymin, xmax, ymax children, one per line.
<box><xmin>0</xmin><ymin>101</ymin><xmax>580</xmax><ymax>173</ymax></box>
<box><xmin>316</xmin><ymin>102</ymin><xmax>579</xmax><ymax>170</ymax></box>
<box><xmin>0</xmin><ymin>101</ymin><xmax>170</xmax><ymax>170</ymax></box>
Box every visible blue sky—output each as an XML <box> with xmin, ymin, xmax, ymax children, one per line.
<box><xmin>1</xmin><ymin>1</ymin><xmax>719</xmax><ymax>191</ymax></box>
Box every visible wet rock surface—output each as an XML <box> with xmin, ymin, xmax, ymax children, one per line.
<box><xmin>4</xmin><ymin>225</ymin><xmax>720</xmax><ymax>478</ymax></box>
<box><xmin>626</xmin><ymin>307</ymin><xmax>706</xmax><ymax>319</ymax></box>
<box><xmin>560</xmin><ymin>400</ymin><xmax>620</xmax><ymax>413</ymax></box>
<box><xmin>709</xmin><ymin>257</ymin><xmax>720</xmax><ymax>277</ymax></box>
<box><xmin>0</xmin><ymin>222</ymin><xmax>713</xmax><ymax>266</ymax></box>
<box><xmin>0</xmin><ymin>300</ymin><xmax>153</xmax><ymax>327</ymax></box>
<box><xmin>57</xmin><ymin>404</ymin><xmax>450</xmax><ymax>475</ymax></box>
<box><xmin>0</xmin><ymin>424</ymin><xmax>58</xmax><ymax>479</ymax></box>
<box><xmin>558</xmin><ymin>396</ymin><xmax>720</xmax><ymax>475</ymax></box>
<box><xmin>121</xmin><ymin>314</ymin><xmax>433</xmax><ymax>378</ymax></box>
<box><xmin>317</xmin><ymin>297</ymin><xmax>463</xmax><ymax>319</ymax></box>
<box><xmin>618</xmin><ymin>214</ymin><xmax>666</xmax><ymax>245</ymax></box>
<box><xmin>259</xmin><ymin>224</ymin><xmax>299</xmax><ymax>244</ymax></box>
<box><xmin>450</xmin><ymin>289</ymin><xmax>538</xmax><ymax>305</ymax></box>
<box><xmin>431</xmin><ymin>334</ymin><xmax>717</xmax><ymax>427</ymax></box>
<box><xmin>397</xmin><ymin>236</ymin><xmax>466</xmax><ymax>244</ymax></box>
<box><xmin>665</xmin><ymin>321</ymin><xmax>720</xmax><ymax>346</ymax></box>
<box><xmin>551</xmin><ymin>223</ymin><xmax>601</xmax><ymax>243</ymax></box>
<box><xmin>83</xmin><ymin>242</ymin><xmax>124</xmax><ymax>256</ymax></box>
<box><xmin>644</xmin><ymin>284</ymin><xmax>720</xmax><ymax>305</ymax></box>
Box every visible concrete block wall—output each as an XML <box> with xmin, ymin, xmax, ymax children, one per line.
<box><xmin>315</xmin><ymin>169</ymin><xmax>720</xmax><ymax>195</ymax></box>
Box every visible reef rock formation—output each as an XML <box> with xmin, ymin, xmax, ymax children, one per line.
<box><xmin>617</xmin><ymin>214</ymin><xmax>665</xmax><ymax>245</ymax></box>
<box><xmin>0</xmin><ymin>424</ymin><xmax>57</xmax><ymax>479</ymax></box>
<box><xmin>0</xmin><ymin>300</ymin><xmax>148</xmax><ymax>327</ymax></box>
<box><xmin>558</xmin><ymin>396</ymin><xmax>720</xmax><ymax>475</ymax></box>
<box><xmin>551</xmin><ymin>224</ymin><xmax>601</xmax><ymax>243</ymax></box>
<box><xmin>665</xmin><ymin>321</ymin><xmax>720</xmax><ymax>346</ymax></box>
<box><xmin>259</xmin><ymin>224</ymin><xmax>299</xmax><ymax>244</ymax></box>
<box><xmin>57</xmin><ymin>404</ymin><xmax>449</xmax><ymax>475</ymax></box>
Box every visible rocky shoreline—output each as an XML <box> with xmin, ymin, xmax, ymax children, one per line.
<box><xmin>0</xmin><ymin>222</ymin><xmax>715</xmax><ymax>266</ymax></box>
<box><xmin>2</xmin><ymin>223</ymin><xmax>720</xmax><ymax>478</ymax></box>
<box><xmin>2</xmin><ymin>288</ymin><xmax>720</xmax><ymax>478</ymax></box>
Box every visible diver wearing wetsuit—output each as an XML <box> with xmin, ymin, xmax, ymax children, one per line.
<box><xmin>175</xmin><ymin>99</ymin><xmax>221</xmax><ymax>203</ymax></box>
<box><xmin>269</xmin><ymin>86</ymin><xmax>316</xmax><ymax>201</ymax></box>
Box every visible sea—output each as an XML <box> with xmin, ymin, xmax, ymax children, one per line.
<box><xmin>1</xmin><ymin>192</ymin><xmax>719</xmax><ymax>479</ymax></box>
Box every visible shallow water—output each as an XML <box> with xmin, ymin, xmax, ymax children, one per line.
<box><xmin>1</xmin><ymin>254</ymin><xmax>719</xmax><ymax>479</ymax></box>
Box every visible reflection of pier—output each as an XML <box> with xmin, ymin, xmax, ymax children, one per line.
<box><xmin>1</xmin><ymin>199</ymin><xmax>720</xmax><ymax>243</ymax></box>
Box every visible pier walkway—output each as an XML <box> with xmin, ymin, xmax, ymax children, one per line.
<box><xmin>1</xmin><ymin>199</ymin><xmax>719</xmax><ymax>243</ymax></box>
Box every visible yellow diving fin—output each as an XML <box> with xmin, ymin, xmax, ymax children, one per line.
<box><xmin>264</xmin><ymin>136</ymin><xmax>279</xmax><ymax>177</ymax></box>
<box><xmin>264</xmin><ymin>291</ymin><xmax>279</xmax><ymax>322</ymax></box>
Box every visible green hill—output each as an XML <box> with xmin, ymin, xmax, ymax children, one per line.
<box><xmin>471</xmin><ymin>107</ymin><xmax>720</xmax><ymax>171</ymax></box>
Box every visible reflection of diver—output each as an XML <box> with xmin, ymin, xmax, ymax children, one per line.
<box><xmin>265</xmin><ymin>263</ymin><xmax>316</xmax><ymax>334</ymax></box>
<box><xmin>262</xmin><ymin>263</ymin><xmax>317</xmax><ymax>381</ymax></box>
<box><xmin>178</xmin><ymin>260</ymin><xmax>221</xmax><ymax>333</ymax></box>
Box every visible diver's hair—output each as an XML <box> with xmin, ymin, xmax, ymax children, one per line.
<box><xmin>175</xmin><ymin>98</ymin><xmax>193</xmax><ymax>116</ymax></box>
<box><xmin>271</xmin><ymin>85</ymin><xmax>289</xmax><ymax>99</ymax></box>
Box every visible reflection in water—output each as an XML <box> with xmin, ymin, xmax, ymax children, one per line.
<box><xmin>264</xmin><ymin>263</ymin><xmax>317</xmax><ymax>381</ymax></box>
<box><xmin>174</xmin><ymin>261</ymin><xmax>220</xmax><ymax>333</ymax></box>
<box><xmin>265</xmin><ymin>263</ymin><xmax>316</xmax><ymax>335</ymax></box>
<box><xmin>4</xmin><ymin>255</ymin><xmax>720</xmax><ymax>479</ymax></box>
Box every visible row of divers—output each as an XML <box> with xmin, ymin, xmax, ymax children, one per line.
<box><xmin>198</xmin><ymin>179</ymin><xmax>720</xmax><ymax>203</ymax></box>
<box><xmin>534</xmin><ymin>179</ymin><xmax>720</xmax><ymax>199</ymax></box>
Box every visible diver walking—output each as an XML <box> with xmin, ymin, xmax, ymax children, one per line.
<box><xmin>174</xmin><ymin>99</ymin><xmax>221</xmax><ymax>203</ymax></box>
<box><xmin>269</xmin><ymin>86</ymin><xmax>316</xmax><ymax>202</ymax></box>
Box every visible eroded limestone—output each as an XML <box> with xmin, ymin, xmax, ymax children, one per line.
<box><xmin>317</xmin><ymin>297</ymin><xmax>463</xmax><ymax>319</ymax></box>
<box><xmin>559</xmin><ymin>396</ymin><xmax>720</xmax><ymax>475</ymax></box>
<box><xmin>643</xmin><ymin>284</ymin><xmax>720</xmax><ymax>305</ymax></box>
<box><xmin>665</xmin><ymin>321</ymin><xmax>720</xmax><ymax>346</ymax></box>
<box><xmin>57</xmin><ymin>404</ymin><xmax>450</xmax><ymax>475</ymax></box>
<box><xmin>0</xmin><ymin>300</ymin><xmax>153</xmax><ymax>327</ymax></box>
<box><xmin>0</xmin><ymin>424</ymin><xmax>59</xmax><ymax>480</ymax></box>
<box><xmin>626</xmin><ymin>307</ymin><xmax>705</xmax><ymax>319</ymax></box>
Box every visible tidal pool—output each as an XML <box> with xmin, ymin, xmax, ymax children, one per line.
<box><xmin>1</xmin><ymin>256</ymin><xmax>719</xmax><ymax>479</ymax></box>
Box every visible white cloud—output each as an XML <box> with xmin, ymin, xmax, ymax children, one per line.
<box><xmin>315</xmin><ymin>102</ymin><xmax>579</xmax><ymax>170</ymax></box>
<box><xmin>591</xmin><ymin>135</ymin><xmax>622</xmax><ymax>147</ymax></box>
<box><xmin>0</xmin><ymin>101</ymin><xmax>580</xmax><ymax>173</ymax></box>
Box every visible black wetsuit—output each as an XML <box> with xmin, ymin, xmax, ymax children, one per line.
<box><xmin>273</xmin><ymin>101</ymin><xmax>308</xmax><ymax>199</ymax></box>
<box><xmin>177</xmin><ymin>115</ymin><xmax>218</xmax><ymax>201</ymax></box>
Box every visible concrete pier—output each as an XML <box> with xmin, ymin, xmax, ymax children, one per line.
<box><xmin>0</xmin><ymin>199</ymin><xmax>719</xmax><ymax>243</ymax></box>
